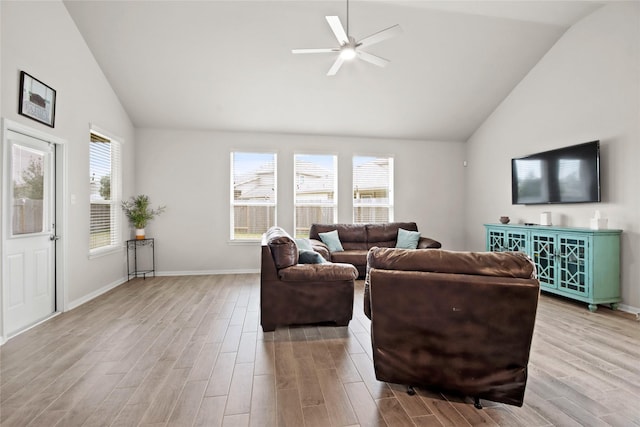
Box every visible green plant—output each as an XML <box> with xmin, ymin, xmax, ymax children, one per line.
<box><xmin>121</xmin><ymin>195</ymin><xmax>165</xmax><ymax>229</ymax></box>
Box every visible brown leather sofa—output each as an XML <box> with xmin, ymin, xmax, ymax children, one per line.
<box><xmin>365</xmin><ymin>247</ymin><xmax>540</xmax><ymax>407</ymax></box>
<box><xmin>309</xmin><ymin>222</ymin><xmax>441</xmax><ymax>277</ymax></box>
<box><xmin>260</xmin><ymin>226</ymin><xmax>358</xmax><ymax>332</ymax></box>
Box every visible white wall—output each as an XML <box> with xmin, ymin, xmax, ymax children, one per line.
<box><xmin>136</xmin><ymin>129</ymin><xmax>466</xmax><ymax>274</ymax></box>
<box><xmin>1</xmin><ymin>1</ymin><xmax>135</xmax><ymax>309</ymax></box>
<box><xmin>465</xmin><ymin>2</ymin><xmax>640</xmax><ymax>310</ymax></box>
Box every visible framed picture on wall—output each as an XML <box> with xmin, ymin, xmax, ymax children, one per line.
<box><xmin>18</xmin><ymin>71</ymin><xmax>56</xmax><ymax>127</ymax></box>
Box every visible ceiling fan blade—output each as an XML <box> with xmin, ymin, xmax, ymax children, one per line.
<box><xmin>357</xmin><ymin>24</ymin><xmax>403</xmax><ymax>48</ymax></box>
<box><xmin>292</xmin><ymin>48</ymin><xmax>338</xmax><ymax>54</ymax></box>
<box><xmin>326</xmin><ymin>16</ymin><xmax>349</xmax><ymax>44</ymax></box>
<box><xmin>357</xmin><ymin>51</ymin><xmax>390</xmax><ymax>68</ymax></box>
<box><xmin>327</xmin><ymin>56</ymin><xmax>345</xmax><ymax>76</ymax></box>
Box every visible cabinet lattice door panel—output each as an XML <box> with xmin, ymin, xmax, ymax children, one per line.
<box><xmin>485</xmin><ymin>224</ymin><xmax>621</xmax><ymax>312</ymax></box>
<box><xmin>531</xmin><ymin>233</ymin><xmax>556</xmax><ymax>289</ymax></box>
<box><xmin>558</xmin><ymin>236</ymin><xmax>588</xmax><ymax>297</ymax></box>
<box><xmin>506</xmin><ymin>230</ymin><xmax>528</xmax><ymax>253</ymax></box>
<box><xmin>487</xmin><ymin>229</ymin><xmax>529</xmax><ymax>253</ymax></box>
<box><xmin>488</xmin><ymin>229</ymin><xmax>505</xmax><ymax>252</ymax></box>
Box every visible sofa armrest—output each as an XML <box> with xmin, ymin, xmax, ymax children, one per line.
<box><xmin>417</xmin><ymin>237</ymin><xmax>442</xmax><ymax>249</ymax></box>
<box><xmin>309</xmin><ymin>239</ymin><xmax>331</xmax><ymax>261</ymax></box>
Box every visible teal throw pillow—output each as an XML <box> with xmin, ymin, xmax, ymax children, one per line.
<box><xmin>318</xmin><ymin>230</ymin><xmax>344</xmax><ymax>252</ymax></box>
<box><xmin>396</xmin><ymin>228</ymin><xmax>421</xmax><ymax>249</ymax></box>
<box><xmin>298</xmin><ymin>249</ymin><xmax>327</xmax><ymax>264</ymax></box>
<box><xmin>295</xmin><ymin>238</ymin><xmax>313</xmax><ymax>251</ymax></box>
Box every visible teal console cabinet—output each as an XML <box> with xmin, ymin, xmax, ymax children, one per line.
<box><xmin>485</xmin><ymin>224</ymin><xmax>621</xmax><ymax>312</ymax></box>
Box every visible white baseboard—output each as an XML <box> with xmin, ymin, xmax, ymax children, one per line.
<box><xmin>617</xmin><ymin>303</ymin><xmax>640</xmax><ymax>319</ymax></box>
<box><xmin>156</xmin><ymin>269</ymin><xmax>260</xmax><ymax>276</ymax></box>
<box><xmin>1</xmin><ymin>312</ymin><xmax>61</xmax><ymax>346</ymax></box>
<box><xmin>66</xmin><ymin>276</ymin><xmax>127</xmax><ymax>311</ymax></box>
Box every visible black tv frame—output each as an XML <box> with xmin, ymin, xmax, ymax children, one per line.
<box><xmin>511</xmin><ymin>140</ymin><xmax>601</xmax><ymax>205</ymax></box>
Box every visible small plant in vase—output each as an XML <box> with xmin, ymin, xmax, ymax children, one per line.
<box><xmin>121</xmin><ymin>195</ymin><xmax>166</xmax><ymax>240</ymax></box>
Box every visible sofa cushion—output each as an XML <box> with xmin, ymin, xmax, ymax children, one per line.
<box><xmin>265</xmin><ymin>227</ymin><xmax>298</xmax><ymax>269</ymax></box>
<box><xmin>278</xmin><ymin>263</ymin><xmax>358</xmax><ymax>282</ymax></box>
<box><xmin>368</xmin><ymin>247</ymin><xmax>536</xmax><ymax>279</ymax></box>
<box><xmin>299</xmin><ymin>249</ymin><xmax>327</xmax><ymax>264</ymax></box>
<box><xmin>310</xmin><ymin>224</ymin><xmax>367</xmax><ymax>250</ymax></box>
<box><xmin>310</xmin><ymin>240</ymin><xmax>331</xmax><ymax>261</ymax></box>
<box><xmin>396</xmin><ymin>228</ymin><xmax>421</xmax><ymax>249</ymax></box>
<box><xmin>417</xmin><ymin>237</ymin><xmax>443</xmax><ymax>249</ymax></box>
<box><xmin>366</xmin><ymin>222</ymin><xmax>419</xmax><ymax>247</ymax></box>
<box><xmin>330</xmin><ymin>249</ymin><xmax>369</xmax><ymax>266</ymax></box>
<box><xmin>319</xmin><ymin>230</ymin><xmax>344</xmax><ymax>252</ymax></box>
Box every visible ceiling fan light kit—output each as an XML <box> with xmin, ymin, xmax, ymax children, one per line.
<box><xmin>292</xmin><ymin>0</ymin><xmax>402</xmax><ymax>76</ymax></box>
<box><xmin>340</xmin><ymin>43</ymin><xmax>357</xmax><ymax>60</ymax></box>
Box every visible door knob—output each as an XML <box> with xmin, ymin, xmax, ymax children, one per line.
<box><xmin>50</xmin><ymin>235</ymin><xmax>60</xmax><ymax>241</ymax></box>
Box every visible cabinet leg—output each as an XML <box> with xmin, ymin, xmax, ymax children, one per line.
<box><xmin>610</xmin><ymin>303</ymin><xmax>618</xmax><ymax>310</ymax></box>
<box><xmin>588</xmin><ymin>304</ymin><xmax>598</xmax><ymax>312</ymax></box>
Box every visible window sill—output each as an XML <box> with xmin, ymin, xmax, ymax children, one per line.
<box><xmin>228</xmin><ymin>239</ymin><xmax>262</xmax><ymax>245</ymax></box>
<box><xmin>89</xmin><ymin>244</ymin><xmax>123</xmax><ymax>259</ymax></box>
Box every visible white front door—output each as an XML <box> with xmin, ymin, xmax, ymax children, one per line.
<box><xmin>3</xmin><ymin>130</ymin><xmax>56</xmax><ymax>336</ymax></box>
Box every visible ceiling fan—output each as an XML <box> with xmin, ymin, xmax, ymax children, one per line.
<box><xmin>292</xmin><ymin>0</ymin><xmax>403</xmax><ymax>76</ymax></box>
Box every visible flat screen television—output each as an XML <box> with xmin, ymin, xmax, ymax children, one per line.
<box><xmin>511</xmin><ymin>141</ymin><xmax>601</xmax><ymax>205</ymax></box>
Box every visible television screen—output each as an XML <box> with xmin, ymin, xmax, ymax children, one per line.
<box><xmin>512</xmin><ymin>141</ymin><xmax>600</xmax><ymax>205</ymax></box>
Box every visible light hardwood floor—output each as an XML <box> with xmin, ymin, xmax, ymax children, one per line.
<box><xmin>1</xmin><ymin>274</ymin><xmax>639</xmax><ymax>427</ymax></box>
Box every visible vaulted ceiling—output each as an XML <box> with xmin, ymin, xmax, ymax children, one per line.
<box><xmin>64</xmin><ymin>1</ymin><xmax>604</xmax><ymax>141</ymax></box>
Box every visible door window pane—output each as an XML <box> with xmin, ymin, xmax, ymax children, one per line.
<box><xmin>12</xmin><ymin>145</ymin><xmax>45</xmax><ymax>235</ymax></box>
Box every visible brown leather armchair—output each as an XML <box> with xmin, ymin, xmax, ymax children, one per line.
<box><xmin>260</xmin><ymin>227</ymin><xmax>358</xmax><ymax>332</ymax></box>
<box><xmin>365</xmin><ymin>247</ymin><xmax>539</xmax><ymax>407</ymax></box>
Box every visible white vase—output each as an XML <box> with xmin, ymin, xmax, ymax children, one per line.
<box><xmin>135</xmin><ymin>228</ymin><xmax>145</xmax><ymax>240</ymax></box>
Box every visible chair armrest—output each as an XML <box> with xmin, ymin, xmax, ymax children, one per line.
<box><xmin>417</xmin><ymin>237</ymin><xmax>441</xmax><ymax>249</ymax></box>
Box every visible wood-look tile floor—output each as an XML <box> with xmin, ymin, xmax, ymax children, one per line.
<box><xmin>1</xmin><ymin>274</ymin><xmax>639</xmax><ymax>427</ymax></box>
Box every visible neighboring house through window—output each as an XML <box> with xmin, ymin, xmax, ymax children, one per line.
<box><xmin>89</xmin><ymin>129</ymin><xmax>121</xmax><ymax>252</ymax></box>
<box><xmin>231</xmin><ymin>152</ymin><xmax>277</xmax><ymax>240</ymax></box>
<box><xmin>294</xmin><ymin>154</ymin><xmax>337</xmax><ymax>237</ymax></box>
<box><xmin>353</xmin><ymin>156</ymin><xmax>394</xmax><ymax>223</ymax></box>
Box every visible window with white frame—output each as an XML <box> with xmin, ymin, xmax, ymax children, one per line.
<box><xmin>294</xmin><ymin>154</ymin><xmax>337</xmax><ymax>237</ymax></box>
<box><xmin>231</xmin><ymin>152</ymin><xmax>277</xmax><ymax>240</ymax></box>
<box><xmin>353</xmin><ymin>156</ymin><xmax>394</xmax><ymax>223</ymax></box>
<box><xmin>89</xmin><ymin>130</ymin><xmax>121</xmax><ymax>251</ymax></box>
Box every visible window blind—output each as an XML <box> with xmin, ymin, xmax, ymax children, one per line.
<box><xmin>353</xmin><ymin>156</ymin><xmax>394</xmax><ymax>223</ymax></box>
<box><xmin>231</xmin><ymin>152</ymin><xmax>277</xmax><ymax>240</ymax></box>
<box><xmin>90</xmin><ymin>131</ymin><xmax>121</xmax><ymax>250</ymax></box>
<box><xmin>294</xmin><ymin>154</ymin><xmax>337</xmax><ymax>237</ymax></box>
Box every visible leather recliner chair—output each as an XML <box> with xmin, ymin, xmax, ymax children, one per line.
<box><xmin>260</xmin><ymin>226</ymin><xmax>358</xmax><ymax>332</ymax></box>
<box><xmin>365</xmin><ymin>247</ymin><xmax>540</xmax><ymax>407</ymax></box>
